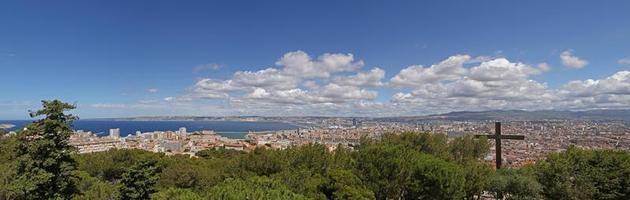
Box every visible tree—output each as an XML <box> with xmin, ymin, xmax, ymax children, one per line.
<box><xmin>460</xmin><ymin>160</ymin><xmax>492</xmax><ymax>200</ymax></box>
<box><xmin>207</xmin><ymin>176</ymin><xmax>309</xmax><ymax>200</ymax></box>
<box><xmin>449</xmin><ymin>134</ymin><xmax>490</xmax><ymax>163</ymax></box>
<box><xmin>239</xmin><ymin>148</ymin><xmax>288</xmax><ymax>176</ymax></box>
<box><xmin>380</xmin><ymin>132</ymin><xmax>451</xmax><ymax>159</ymax></box>
<box><xmin>14</xmin><ymin>100</ymin><xmax>79</xmax><ymax>199</ymax></box>
<box><xmin>487</xmin><ymin>168</ymin><xmax>542</xmax><ymax>200</ymax></box>
<box><xmin>535</xmin><ymin>146</ymin><xmax>630</xmax><ymax>200</ymax></box>
<box><xmin>119</xmin><ymin>160</ymin><xmax>160</xmax><ymax>200</ymax></box>
<box><xmin>0</xmin><ymin>135</ymin><xmax>17</xmax><ymax>199</ymax></box>
<box><xmin>195</xmin><ymin>148</ymin><xmax>243</xmax><ymax>160</ymax></box>
<box><xmin>355</xmin><ymin>142</ymin><xmax>464</xmax><ymax>199</ymax></box>
<box><xmin>323</xmin><ymin>169</ymin><xmax>375</xmax><ymax>200</ymax></box>
<box><xmin>73</xmin><ymin>171</ymin><xmax>119</xmax><ymax>200</ymax></box>
<box><xmin>153</xmin><ymin>188</ymin><xmax>204</xmax><ymax>200</ymax></box>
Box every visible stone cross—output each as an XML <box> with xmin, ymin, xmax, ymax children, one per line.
<box><xmin>475</xmin><ymin>122</ymin><xmax>524</xmax><ymax>169</ymax></box>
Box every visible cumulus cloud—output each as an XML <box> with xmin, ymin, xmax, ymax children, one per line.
<box><xmin>390</xmin><ymin>55</ymin><xmax>470</xmax><ymax>87</ymax></box>
<box><xmin>276</xmin><ymin>51</ymin><xmax>364</xmax><ymax>78</ymax></box>
<box><xmin>333</xmin><ymin>67</ymin><xmax>385</xmax><ymax>87</ymax></box>
<box><xmin>619</xmin><ymin>58</ymin><xmax>630</xmax><ymax>66</ymax></box>
<box><xmin>560</xmin><ymin>50</ymin><xmax>588</xmax><ymax>69</ymax></box>
<box><xmin>232</xmin><ymin>68</ymin><xmax>299</xmax><ymax>90</ymax></box>
<box><xmin>147</xmin><ymin>88</ymin><xmax>159</xmax><ymax>93</ymax></box>
<box><xmin>186</xmin><ymin>51</ymin><xmax>377</xmax><ymax>109</ymax></box>
<box><xmin>93</xmin><ymin>51</ymin><xmax>630</xmax><ymax>116</ymax></box>
<box><xmin>390</xmin><ymin>56</ymin><xmax>555</xmax><ymax>113</ymax></box>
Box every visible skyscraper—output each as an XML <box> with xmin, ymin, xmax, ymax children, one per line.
<box><xmin>109</xmin><ymin>128</ymin><xmax>120</xmax><ymax>138</ymax></box>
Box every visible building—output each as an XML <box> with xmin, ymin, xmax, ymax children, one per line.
<box><xmin>178</xmin><ymin>127</ymin><xmax>187</xmax><ymax>136</ymax></box>
<box><xmin>109</xmin><ymin>128</ymin><xmax>120</xmax><ymax>138</ymax></box>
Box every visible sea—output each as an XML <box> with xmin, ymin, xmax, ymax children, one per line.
<box><xmin>0</xmin><ymin>120</ymin><xmax>299</xmax><ymax>139</ymax></box>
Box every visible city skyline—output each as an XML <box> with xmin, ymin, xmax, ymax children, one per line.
<box><xmin>2</xmin><ymin>1</ymin><xmax>630</xmax><ymax>119</ymax></box>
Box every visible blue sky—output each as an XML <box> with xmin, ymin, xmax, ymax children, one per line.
<box><xmin>2</xmin><ymin>0</ymin><xmax>630</xmax><ymax>119</ymax></box>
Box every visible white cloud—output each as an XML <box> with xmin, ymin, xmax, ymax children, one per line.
<box><xmin>88</xmin><ymin>51</ymin><xmax>630</xmax><ymax>117</ymax></box>
<box><xmin>618</xmin><ymin>58</ymin><xmax>630</xmax><ymax>65</ymax></box>
<box><xmin>333</xmin><ymin>67</ymin><xmax>385</xmax><ymax>87</ymax></box>
<box><xmin>147</xmin><ymin>88</ymin><xmax>159</xmax><ymax>93</ymax></box>
<box><xmin>389</xmin><ymin>56</ymin><xmax>555</xmax><ymax>113</ymax></box>
<box><xmin>390</xmin><ymin>55</ymin><xmax>470</xmax><ymax>87</ymax></box>
<box><xmin>277</xmin><ymin>50</ymin><xmax>364</xmax><ymax>78</ymax></box>
<box><xmin>560</xmin><ymin>50</ymin><xmax>588</xmax><ymax>69</ymax></box>
<box><xmin>537</xmin><ymin>63</ymin><xmax>551</xmax><ymax>72</ymax></box>
<box><xmin>232</xmin><ymin>68</ymin><xmax>299</xmax><ymax>90</ymax></box>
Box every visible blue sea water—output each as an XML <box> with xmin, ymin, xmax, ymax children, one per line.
<box><xmin>0</xmin><ymin>120</ymin><xmax>298</xmax><ymax>139</ymax></box>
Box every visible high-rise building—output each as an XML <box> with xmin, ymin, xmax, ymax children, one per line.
<box><xmin>109</xmin><ymin>128</ymin><xmax>120</xmax><ymax>138</ymax></box>
<box><xmin>179</xmin><ymin>127</ymin><xmax>187</xmax><ymax>137</ymax></box>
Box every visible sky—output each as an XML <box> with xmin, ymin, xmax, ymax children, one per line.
<box><xmin>1</xmin><ymin>0</ymin><xmax>630</xmax><ymax>119</ymax></box>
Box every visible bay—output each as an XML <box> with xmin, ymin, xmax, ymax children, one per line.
<box><xmin>0</xmin><ymin>120</ymin><xmax>298</xmax><ymax>139</ymax></box>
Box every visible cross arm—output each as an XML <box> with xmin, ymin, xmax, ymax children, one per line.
<box><xmin>474</xmin><ymin>134</ymin><xmax>525</xmax><ymax>140</ymax></box>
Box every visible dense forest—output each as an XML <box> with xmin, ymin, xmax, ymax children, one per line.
<box><xmin>1</xmin><ymin>101</ymin><xmax>630</xmax><ymax>200</ymax></box>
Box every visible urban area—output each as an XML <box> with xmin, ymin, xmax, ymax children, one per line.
<box><xmin>5</xmin><ymin>117</ymin><xmax>628</xmax><ymax>168</ymax></box>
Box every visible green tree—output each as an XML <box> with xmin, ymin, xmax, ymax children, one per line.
<box><xmin>119</xmin><ymin>160</ymin><xmax>160</xmax><ymax>200</ymax></box>
<box><xmin>460</xmin><ymin>160</ymin><xmax>492</xmax><ymax>200</ymax></box>
<box><xmin>0</xmin><ymin>161</ymin><xmax>17</xmax><ymax>199</ymax></box>
<box><xmin>449</xmin><ymin>134</ymin><xmax>490</xmax><ymax>163</ymax></box>
<box><xmin>195</xmin><ymin>148</ymin><xmax>243</xmax><ymax>160</ymax></box>
<box><xmin>535</xmin><ymin>146</ymin><xmax>630</xmax><ymax>200</ymax></box>
<box><xmin>76</xmin><ymin>149</ymin><xmax>164</xmax><ymax>183</ymax></box>
<box><xmin>14</xmin><ymin>100</ymin><xmax>79</xmax><ymax>199</ymax></box>
<box><xmin>355</xmin><ymin>142</ymin><xmax>464</xmax><ymax>199</ymax></box>
<box><xmin>73</xmin><ymin>171</ymin><xmax>119</xmax><ymax>200</ymax></box>
<box><xmin>0</xmin><ymin>135</ymin><xmax>18</xmax><ymax>199</ymax></box>
<box><xmin>487</xmin><ymin>168</ymin><xmax>542</xmax><ymax>200</ymax></box>
<box><xmin>207</xmin><ymin>176</ymin><xmax>309</xmax><ymax>200</ymax></box>
<box><xmin>380</xmin><ymin>132</ymin><xmax>451</xmax><ymax>159</ymax></box>
<box><xmin>323</xmin><ymin>169</ymin><xmax>374</xmax><ymax>200</ymax></box>
<box><xmin>152</xmin><ymin>188</ymin><xmax>203</xmax><ymax>200</ymax></box>
<box><xmin>239</xmin><ymin>148</ymin><xmax>288</xmax><ymax>176</ymax></box>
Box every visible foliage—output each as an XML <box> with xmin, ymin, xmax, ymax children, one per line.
<box><xmin>323</xmin><ymin>169</ymin><xmax>374</xmax><ymax>200</ymax></box>
<box><xmin>73</xmin><ymin>171</ymin><xmax>119</xmax><ymax>200</ymax></box>
<box><xmin>486</xmin><ymin>168</ymin><xmax>542</xmax><ymax>200</ymax></box>
<box><xmin>13</xmin><ymin>100</ymin><xmax>79</xmax><ymax>199</ymax></box>
<box><xmin>195</xmin><ymin>148</ymin><xmax>244</xmax><ymax>160</ymax></box>
<box><xmin>355</xmin><ymin>142</ymin><xmax>465</xmax><ymax>199</ymax></box>
<box><xmin>206</xmin><ymin>176</ymin><xmax>309</xmax><ymax>200</ymax></box>
<box><xmin>158</xmin><ymin>155</ymin><xmax>237</xmax><ymax>192</ymax></box>
<box><xmin>0</xmin><ymin>135</ymin><xmax>17</xmax><ymax>199</ymax></box>
<box><xmin>75</xmin><ymin>148</ymin><xmax>164</xmax><ymax>182</ymax></box>
<box><xmin>449</xmin><ymin>134</ymin><xmax>490</xmax><ymax>163</ymax></box>
<box><xmin>119</xmin><ymin>160</ymin><xmax>161</xmax><ymax>200</ymax></box>
<box><xmin>535</xmin><ymin>146</ymin><xmax>630</xmax><ymax>200</ymax></box>
<box><xmin>380</xmin><ymin>132</ymin><xmax>451</xmax><ymax>159</ymax></box>
<box><xmin>239</xmin><ymin>147</ymin><xmax>289</xmax><ymax>176</ymax></box>
<box><xmin>461</xmin><ymin>160</ymin><xmax>492</xmax><ymax>200</ymax></box>
<box><xmin>152</xmin><ymin>188</ymin><xmax>204</xmax><ymax>200</ymax></box>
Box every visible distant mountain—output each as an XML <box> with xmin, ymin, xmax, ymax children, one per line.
<box><xmin>378</xmin><ymin>109</ymin><xmax>630</xmax><ymax>122</ymax></box>
<box><xmin>84</xmin><ymin>109</ymin><xmax>630</xmax><ymax>123</ymax></box>
<box><xmin>0</xmin><ymin>123</ymin><xmax>16</xmax><ymax>129</ymax></box>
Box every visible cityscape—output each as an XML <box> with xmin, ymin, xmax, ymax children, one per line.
<box><xmin>4</xmin><ymin>114</ymin><xmax>625</xmax><ymax>169</ymax></box>
<box><xmin>2</xmin><ymin>1</ymin><xmax>630</xmax><ymax>199</ymax></box>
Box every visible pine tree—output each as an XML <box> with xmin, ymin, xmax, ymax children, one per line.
<box><xmin>14</xmin><ymin>100</ymin><xmax>79</xmax><ymax>199</ymax></box>
<box><xmin>119</xmin><ymin>160</ymin><xmax>160</xmax><ymax>200</ymax></box>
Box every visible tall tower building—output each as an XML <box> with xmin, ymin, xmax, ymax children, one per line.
<box><xmin>109</xmin><ymin>128</ymin><xmax>120</xmax><ymax>138</ymax></box>
<box><xmin>179</xmin><ymin>127</ymin><xmax>187</xmax><ymax>137</ymax></box>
